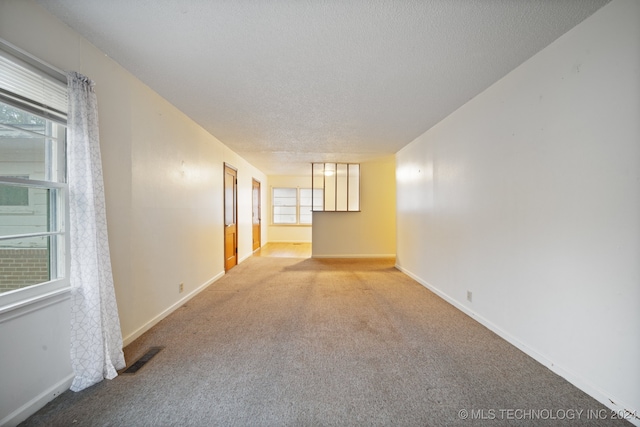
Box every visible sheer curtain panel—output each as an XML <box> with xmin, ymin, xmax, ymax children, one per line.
<box><xmin>67</xmin><ymin>71</ymin><xmax>125</xmax><ymax>392</ymax></box>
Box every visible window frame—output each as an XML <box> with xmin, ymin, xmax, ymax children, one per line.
<box><xmin>272</xmin><ymin>187</ymin><xmax>298</xmax><ymax>225</ymax></box>
<box><xmin>311</xmin><ymin>162</ymin><xmax>361</xmax><ymax>212</ymax></box>
<box><xmin>298</xmin><ymin>188</ymin><xmax>323</xmax><ymax>225</ymax></box>
<box><xmin>0</xmin><ymin>39</ymin><xmax>70</xmax><ymax>313</ymax></box>
<box><xmin>272</xmin><ymin>187</ymin><xmax>322</xmax><ymax>226</ymax></box>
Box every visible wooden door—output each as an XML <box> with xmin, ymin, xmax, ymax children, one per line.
<box><xmin>252</xmin><ymin>178</ymin><xmax>261</xmax><ymax>251</ymax></box>
<box><xmin>224</xmin><ymin>164</ymin><xmax>238</xmax><ymax>271</ymax></box>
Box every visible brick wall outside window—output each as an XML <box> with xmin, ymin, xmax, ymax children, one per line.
<box><xmin>0</xmin><ymin>248</ymin><xmax>49</xmax><ymax>292</ymax></box>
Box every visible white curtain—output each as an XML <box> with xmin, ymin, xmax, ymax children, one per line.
<box><xmin>67</xmin><ymin>71</ymin><xmax>125</xmax><ymax>392</ymax></box>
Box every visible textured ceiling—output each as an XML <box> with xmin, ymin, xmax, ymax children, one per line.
<box><xmin>36</xmin><ymin>0</ymin><xmax>610</xmax><ymax>175</ymax></box>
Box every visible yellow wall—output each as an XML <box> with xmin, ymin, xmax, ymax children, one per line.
<box><xmin>267</xmin><ymin>175</ymin><xmax>313</xmax><ymax>243</ymax></box>
<box><xmin>312</xmin><ymin>156</ymin><xmax>396</xmax><ymax>257</ymax></box>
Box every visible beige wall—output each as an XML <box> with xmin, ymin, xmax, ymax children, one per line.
<box><xmin>312</xmin><ymin>156</ymin><xmax>396</xmax><ymax>257</ymax></box>
<box><xmin>396</xmin><ymin>0</ymin><xmax>639</xmax><ymax>417</ymax></box>
<box><xmin>0</xmin><ymin>1</ymin><xmax>266</xmax><ymax>424</ymax></box>
<box><xmin>267</xmin><ymin>175</ymin><xmax>313</xmax><ymax>243</ymax></box>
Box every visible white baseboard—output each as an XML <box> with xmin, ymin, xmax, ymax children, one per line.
<box><xmin>122</xmin><ymin>271</ymin><xmax>225</xmax><ymax>347</ymax></box>
<box><xmin>267</xmin><ymin>240</ymin><xmax>311</xmax><ymax>243</ymax></box>
<box><xmin>395</xmin><ymin>264</ymin><xmax>640</xmax><ymax>427</ymax></box>
<box><xmin>0</xmin><ymin>373</ymin><xmax>74</xmax><ymax>427</ymax></box>
<box><xmin>312</xmin><ymin>253</ymin><xmax>396</xmax><ymax>259</ymax></box>
<box><xmin>238</xmin><ymin>253</ymin><xmax>253</xmax><ymax>263</ymax></box>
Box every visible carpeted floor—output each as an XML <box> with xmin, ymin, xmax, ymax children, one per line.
<box><xmin>20</xmin><ymin>257</ymin><xmax>631</xmax><ymax>426</ymax></box>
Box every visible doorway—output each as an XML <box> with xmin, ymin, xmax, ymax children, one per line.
<box><xmin>224</xmin><ymin>163</ymin><xmax>238</xmax><ymax>271</ymax></box>
<box><xmin>252</xmin><ymin>178</ymin><xmax>261</xmax><ymax>251</ymax></box>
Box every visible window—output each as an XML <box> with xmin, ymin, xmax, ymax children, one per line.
<box><xmin>0</xmin><ymin>175</ymin><xmax>29</xmax><ymax>207</ymax></box>
<box><xmin>0</xmin><ymin>41</ymin><xmax>69</xmax><ymax>302</ymax></box>
<box><xmin>312</xmin><ymin>163</ymin><xmax>360</xmax><ymax>211</ymax></box>
<box><xmin>299</xmin><ymin>188</ymin><xmax>323</xmax><ymax>224</ymax></box>
<box><xmin>272</xmin><ymin>187</ymin><xmax>322</xmax><ymax>225</ymax></box>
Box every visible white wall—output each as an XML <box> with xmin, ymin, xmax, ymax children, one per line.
<box><xmin>0</xmin><ymin>1</ymin><xmax>266</xmax><ymax>424</ymax></box>
<box><xmin>396</xmin><ymin>0</ymin><xmax>639</xmax><ymax>419</ymax></box>
<box><xmin>124</xmin><ymin>87</ymin><xmax>266</xmax><ymax>340</ymax></box>
<box><xmin>223</xmin><ymin>147</ymin><xmax>268</xmax><ymax>262</ymax></box>
<box><xmin>0</xmin><ymin>293</ymin><xmax>71</xmax><ymax>427</ymax></box>
<box><xmin>267</xmin><ymin>175</ymin><xmax>313</xmax><ymax>243</ymax></box>
<box><xmin>313</xmin><ymin>156</ymin><xmax>396</xmax><ymax>257</ymax></box>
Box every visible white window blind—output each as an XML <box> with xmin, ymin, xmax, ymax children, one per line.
<box><xmin>299</xmin><ymin>188</ymin><xmax>323</xmax><ymax>224</ymax></box>
<box><xmin>0</xmin><ymin>41</ymin><xmax>67</xmax><ymax>123</ymax></box>
<box><xmin>273</xmin><ymin>187</ymin><xmax>297</xmax><ymax>224</ymax></box>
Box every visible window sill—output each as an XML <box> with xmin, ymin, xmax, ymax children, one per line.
<box><xmin>0</xmin><ymin>286</ymin><xmax>71</xmax><ymax>323</ymax></box>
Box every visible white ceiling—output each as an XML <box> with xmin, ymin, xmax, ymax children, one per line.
<box><xmin>36</xmin><ymin>0</ymin><xmax>610</xmax><ymax>175</ymax></box>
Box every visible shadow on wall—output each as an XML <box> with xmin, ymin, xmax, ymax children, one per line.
<box><xmin>280</xmin><ymin>257</ymin><xmax>398</xmax><ymax>273</ymax></box>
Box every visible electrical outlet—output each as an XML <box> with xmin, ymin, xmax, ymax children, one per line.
<box><xmin>467</xmin><ymin>291</ymin><xmax>472</xmax><ymax>302</ymax></box>
<box><xmin>179</xmin><ymin>283</ymin><xmax>184</xmax><ymax>293</ymax></box>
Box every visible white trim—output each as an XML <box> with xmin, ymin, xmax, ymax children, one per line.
<box><xmin>0</xmin><ymin>372</ymin><xmax>74</xmax><ymax>427</ymax></box>
<box><xmin>271</xmin><ymin>186</ymin><xmax>321</xmax><ymax>226</ymax></box>
<box><xmin>312</xmin><ymin>253</ymin><xmax>396</xmax><ymax>259</ymax></box>
<box><xmin>0</xmin><ymin>287</ymin><xmax>70</xmax><ymax>322</ymax></box>
<box><xmin>121</xmin><ymin>271</ymin><xmax>225</xmax><ymax>347</ymax></box>
<box><xmin>265</xmin><ymin>239</ymin><xmax>311</xmax><ymax>244</ymax></box>
<box><xmin>0</xmin><ymin>38</ymin><xmax>66</xmax><ymax>83</ymax></box>
<box><xmin>395</xmin><ymin>263</ymin><xmax>640</xmax><ymax>427</ymax></box>
<box><xmin>238</xmin><ymin>253</ymin><xmax>253</xmax><ymax>264</ymax></box>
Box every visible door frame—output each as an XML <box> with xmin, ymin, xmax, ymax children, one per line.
<box><xmin>223</xmin><ymin>163</ymin><xmax>238</xmax><ymax>271</ymax></box>
<box><xmin>252</xmin><ymin>178</ymin><xmax>261</xmax><ymax>251</ymax></box>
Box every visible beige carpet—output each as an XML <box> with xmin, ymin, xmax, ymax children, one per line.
<box><xmin>21</xmin><ymin>257</ymin><xmax>631</xmax><ymax>426</ymax></box>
